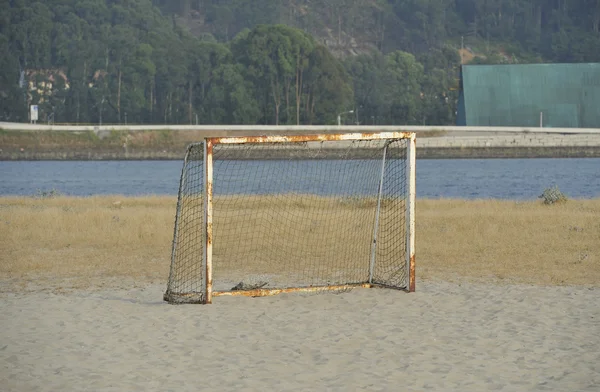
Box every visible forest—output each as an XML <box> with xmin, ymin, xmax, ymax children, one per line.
<box><xmin>2</xmin><ymin>0</ymin><xmax>600</xmax><ymax>125</ymax></box>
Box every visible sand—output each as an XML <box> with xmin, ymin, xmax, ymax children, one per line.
<box><xmin>1</xmin><ymin>280</ymin><xmax>598</xmax><ymax>391</ymax></box>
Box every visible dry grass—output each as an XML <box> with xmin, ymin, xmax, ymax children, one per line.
<box><xmin>1</xmin><ymin>196</ymin><xmax>599</xmax><ymax>292</ymax></box>
<box><xmin>0</xmin><ymin>196</ymin><xmax>177</xmax><ymax>291</ymax></box>
<box><xmin>207</xmin><ymin>195</ymin><xmax>405</xmax><ymax>287</ymax></box>
<box><xmin>417</xmin><ymin>198</ymin><xmax>600</xmax><ymax>286</ymax></box>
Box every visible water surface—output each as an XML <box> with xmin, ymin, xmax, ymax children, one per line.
<box><xmin>1</xmin><ymin>158</ymin><xmax>598</xmax><ymax>199</ymax></box>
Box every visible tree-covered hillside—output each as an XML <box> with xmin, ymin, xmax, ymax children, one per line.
<box><xmin>155</xmin><ymin>0</ymin><xmax>600</xmax><ymax>63</ymax></box>
<box><xmin>2</xmin><ymin>0</ymin><xmax>599</xmax><ymax>126</ymax></box>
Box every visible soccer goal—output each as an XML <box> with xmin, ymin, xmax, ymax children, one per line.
<box><xmin>164</xmin><ymin>132</ymin><xmax>416</xmax><ymax>304</ymax></box>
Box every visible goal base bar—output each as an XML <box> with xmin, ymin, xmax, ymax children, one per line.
<box><xmin>213</xmin><ymin>283</ymin><xmax>373</xmax><ymax>298</ymax></box>
<box><xmin>214</xmin><ymin>282</ymin><xmax>412</xmax><ymax>298</ymax></box>
<box><xmin>165</xmin><ymin>283</ymin><xmax>411</xmax><ymax>304</ymax></box>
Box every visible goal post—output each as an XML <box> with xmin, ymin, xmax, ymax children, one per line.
<box><xmin>164</xmin><ymin>132</ymin><xmax>416</xmax><ymax>304</ymax></box>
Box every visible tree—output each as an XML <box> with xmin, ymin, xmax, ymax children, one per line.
<box><xmin>234</xmin><ymin>24</ymin><xmax>314</xmax><ymax>124</ymax></box>
<box><xmin>304</xmin><ymin>45</ymin><xmax>353</xmax><ymax>124</ymax></box>
<box><xmin>186</xmin><ymin>39</ymin><xmax>231</xmax><ymax>123</ymax></box>
<box><xmin>206</xmin><ymin>63</ymin><xmax>261</xmax><ymax>123</ymax></box>
<box><xmin>344</xmin><ymin>52</ymin><xmax>387</xmax><ymax>125</ymax></box>
<box><xmin>0</xmin><ymin>34</ymin><xmax>25</xmax><ymax>121</ymax></box>
<box><xmin>383</xmin><ymin>51</ymin><xmax>424</xmax><ymax>124</ymax></box>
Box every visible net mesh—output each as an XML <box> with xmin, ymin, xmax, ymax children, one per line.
<box><xmin>164</xmin><ymin>138</ymin><xmax>410</xmax><ymax>304</ymax></box>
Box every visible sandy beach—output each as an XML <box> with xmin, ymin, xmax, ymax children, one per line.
<box><xmin>2</xmin><ymin>280</ymin><xmax>599</xmax><ymax>391</ymax></box>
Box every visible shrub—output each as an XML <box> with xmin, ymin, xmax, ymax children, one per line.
<box><xmin>34</xmin><ymin>188</ymin><xmax>63</xmax><ymax>199</ymax></box>
<box><xmin>538</xmin><ymin>185</ymin><xmax>568</xmax><ymax>205</ymax></box>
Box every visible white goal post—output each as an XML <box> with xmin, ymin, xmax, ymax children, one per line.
<box><xmin>164</xmin><ymin>131</ymin><xmax>416</xmax><ymax>304</ymax></box>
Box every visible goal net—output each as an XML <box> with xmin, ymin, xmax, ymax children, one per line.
<box><xmin>164</xmin><ymin>132</ymin><xmax>416</xmax><ymax>304</ymax></box>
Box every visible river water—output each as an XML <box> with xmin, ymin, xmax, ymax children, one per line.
<box><xmin>1</xmin><ymin>158</ymin><xmax>598</xmax><ymax>200</ymax></box>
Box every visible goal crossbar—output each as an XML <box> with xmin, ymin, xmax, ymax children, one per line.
<box><xmin>210</xmin><ymin>131</ymin><xmax>415</xmax><ymax>144</ymax></box>
<box><xmin>164</xmin><ymin>131</ymin><xmax>416</xmax><ymax>304</ymax></box>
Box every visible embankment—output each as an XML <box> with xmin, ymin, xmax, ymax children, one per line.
<box><xmin>417</xmin><ymin>133</ymin><xmax>600</xmax><ymax>158</ymax></box>
<box><xmin>2</xmin><ymin>128</ymin><xmax>600</xmax><ymax>160</ymax></box>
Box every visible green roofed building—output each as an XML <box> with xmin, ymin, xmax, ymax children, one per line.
<box><xmin>456</xmin><ymin>63</ymin><xmax>600</xmax><ymax>128</ymax></box>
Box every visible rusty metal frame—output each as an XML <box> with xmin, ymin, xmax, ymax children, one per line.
<box><xmin>407</xmin><ymin>133</ymin><xmax>416</xmax><ymax>292</ymax></box>
<box><xmin>204</xmin><ymin>139</ymin><xmax>214</xmax><ymax>304</ymax></box>
<box><xmin>210</xmin><ymin>131</ymin><xmax>414</xmax><ymax>145</ymax></box>
<box><xmin>199</xmin><ymin>131</ymin><xmax>416</xmax><ymax>303</ymax></box>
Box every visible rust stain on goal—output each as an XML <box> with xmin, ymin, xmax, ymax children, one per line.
<box><xmin>210</xmin><ymin>132</ymin><xmax>414</xmax><ymax>145</ymax></box>
<box><xmin>213</xmin><ymin>283</ymin><xmax>373</xmax><ymax>298</ymax></box>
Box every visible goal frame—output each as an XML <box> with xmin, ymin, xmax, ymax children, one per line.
<box><xmin>169</xmin><ymin>131</ymin><xmax>416</xmax><ymax>304</ymax></box>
